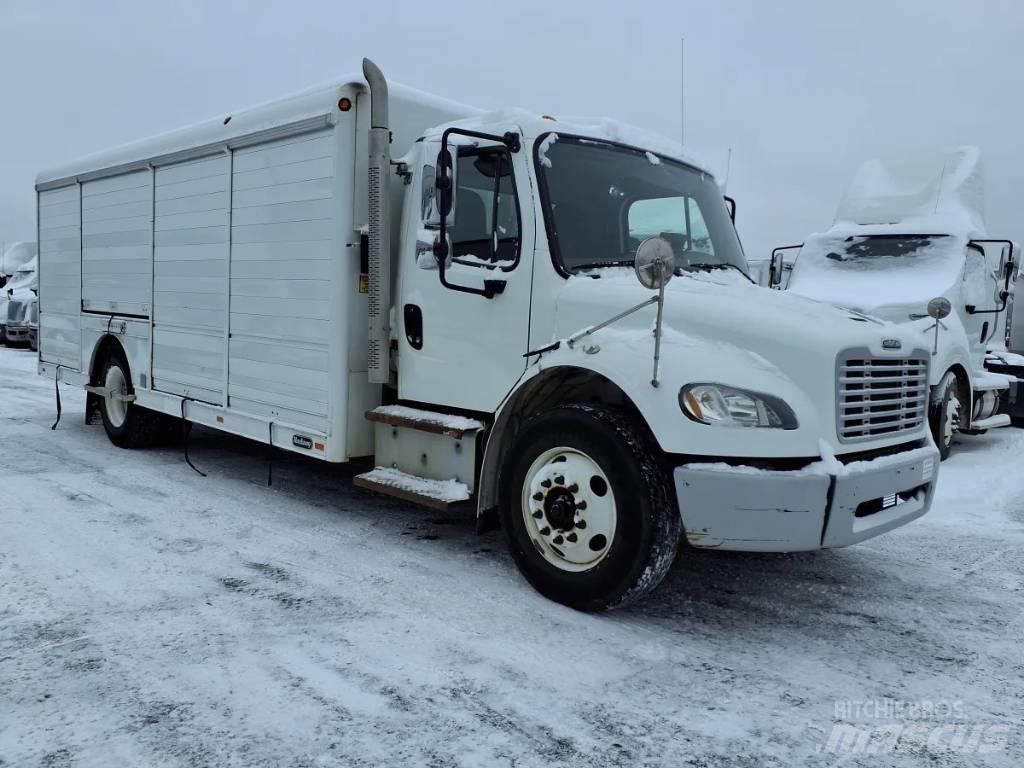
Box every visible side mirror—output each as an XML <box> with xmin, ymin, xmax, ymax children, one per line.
<box><xmin>768</xmin><ymin>252</ymin><xmax>784</xmax><ymax>289</ymax></box>
<box><xmin>434</xmin><ymin>147</ymin><xmax>455</xmax><ymax>220</ymax></box>
<box><xmin>927</xmin><ymin>297</ymin><xmax>952</xmax><ymax>320</ymax></box>
<box><xmin>723</xmin><ymin>195</ymin><xmax>736</xmax><ymax>223</ymax></box>
<box><xmin>634</xmin><ymin>237</ymin><xmax>675</xmax><ymax>289</ymax></box>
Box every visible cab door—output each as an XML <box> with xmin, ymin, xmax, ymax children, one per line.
<box><xmin>396</xmin><ymin>132</ymin><xmax>534</xmax><ymax>413</ymax></box>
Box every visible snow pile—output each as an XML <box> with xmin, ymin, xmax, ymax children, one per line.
<box><xmin>359</xmin><ymin>466</ymin><xmax>470</xmax><ymax>503</ymax></box>
<box><xmin>370</xmin><ymin>405</ymin><xmax>484</xmax><ymax>433</ymax></box>
<box><xmin>786</xmin><ymin>231</ymin><xmax>967</xmax><ymax>309</ymax></box>
<box><xmin>537</xmin><ymin>133</ymin><xmax>558</xmax><ymax>168</ymax></box>
<box><xmin>834</xmin><ymin>146</ymin><xmax>985</xmax><ymax>236</ymax></box>
<box><xmin>0</xmin><ymin>242</ymin><xmax>36</xmax><ymax>277</ymax></box>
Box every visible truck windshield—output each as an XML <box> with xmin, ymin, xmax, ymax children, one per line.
<box><xmin>816</xmin><ymin>235</ymin><xmax>949</xmax><ymax>262</ymax></box>
<box><xmin>534</xmin><ymin>134</ymin><xmax>748</xmax><ymax>277</ymax></box>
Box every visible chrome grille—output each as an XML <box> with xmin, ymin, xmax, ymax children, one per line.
<box><xmin>837</xmin><ymin>353</ymin><xmax>929</xmax><ymax>441</ymax></box>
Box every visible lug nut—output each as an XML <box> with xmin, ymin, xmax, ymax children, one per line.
<box><xmin>567</xmin><ymin>483</ymin><xmax>578</xmax><ymax>494</ymax></box>
<box><xmin>554</xmin><ymin>475</ymin><xmax>564</xmax><ymax>485</ymax></box>
<box><xmin>532</xmin><ymin>510</ymin><xmax>543</xmax><ymax>519</ymax></box>
<box><xmin>576</xmin><ymin>500</ymin><xmax>587</xmax><ymax>511</ymax></box>
<box><xmin>566</xmin><ymin>533</ymin><xmax>578</xmax><ymax>543</ymax></box>
<box><xmin>552</xmin><ymin>535</ymin><xmax>564</xmax><ymax>545</ymax></box>
<box><xmin>576</xmin><ymin>519</ymin><xmax>587</xmax><ymax>530</ymax></box>
<box><xmin>541</xmin><ymin>479</ymin><xmax>552</xmax><ymax>488</ymax></box>
<box><xmin>532</xmin><ymin>491</ymin><xmax>544</xmax><ymax>501</ymax></box>
<box><xmin>539</xmin><ymin>526</ymin><xmax>551</xmax><ymax>536</ymax></box>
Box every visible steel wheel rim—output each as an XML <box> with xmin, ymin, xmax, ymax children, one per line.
<box><xmin>104</xmin><ymin>365</ymin><xmax>128</xmax><ymax>429</ymax></box>
<box><xmin>521</xmin><ymin>446</ymin><xmax>617</xmax><ymax>573</ymax></box>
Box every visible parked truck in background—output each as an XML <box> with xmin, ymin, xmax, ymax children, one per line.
<box><xmin>2</xmin><ymin>255</ymin><xmax>37</xmax><ymax>346</ymax></box>
<box><xmin>35</xmin><ymin>60</ymin><xmax>940</xmax><ymax>610</ymax></box>
<box><xmin>766</xmin><ymin>148</ymin><xmax>1019</xmax><ymax>459</ymax></box>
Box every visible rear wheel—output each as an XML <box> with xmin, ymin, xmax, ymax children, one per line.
<box><xmin>929</xmin><ymin>371</ymin><xmax>962</xmax><ymax>460</ymax></box>
<box><xmin>98</xmin><ymin>346</ymin><xmax>164</xmax><ymax>448</ymax></box>
<box><xmin>500</xmin><ymin>404</ymin><xmax>680</xmax><ymax>611</ymax></box>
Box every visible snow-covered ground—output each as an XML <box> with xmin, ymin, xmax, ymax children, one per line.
<box><xmin>1</xmin><ymin>345</ymin><xmax>1021</xmax><ymax>767</ymax></box>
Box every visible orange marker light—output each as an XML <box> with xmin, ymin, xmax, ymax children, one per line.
<box><xmin>338</xmin><ymin>98</ymin><xmax>352</xmax><ymax>112</ymax></box>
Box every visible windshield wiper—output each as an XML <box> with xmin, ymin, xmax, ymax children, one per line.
<box><xmin>686</xmin><ymin>262</ymin><xmax>755</xmax><ymax>284</ymax></box>
<box><xmin>570</xmin><ymin>259</ymin><xmax>635</xmax><ymax>273</ymax></box>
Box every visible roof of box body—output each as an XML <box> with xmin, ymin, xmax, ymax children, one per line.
<box><xmin>36</xmin><ymin>75</ymin><xmax>482</xmax><ymax>187</ymax></box>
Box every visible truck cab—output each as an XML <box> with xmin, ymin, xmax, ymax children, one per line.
<box><xmin>767</xmin><ymin>148</ymin><xmax>1018</xmax><ymax>459</ymax></box>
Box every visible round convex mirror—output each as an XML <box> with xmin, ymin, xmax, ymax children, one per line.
<box><xmin>635</xmin><ymin>237</ymin><xmax>675</xmax><ymax>290</ymax></box>
<box><xmin>927</xmin><ymin>296</ymin><xmax>952</xmax><ymax>320</ymax></box>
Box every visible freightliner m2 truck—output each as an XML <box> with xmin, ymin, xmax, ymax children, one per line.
<box><xmin>35</xmin><ymin>61</ymin><xmax>939</xmax><ymax>609</ymax></box>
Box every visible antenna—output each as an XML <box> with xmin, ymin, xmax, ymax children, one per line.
<box><xmin>680</xmin><ymin>37</ymin><xmax>685</xmax><ymax>146</ymax></box>
<box><xmin>723</xmin><ymin>147</ymin><xmax>733</xmax><ymax>193</ymax></box>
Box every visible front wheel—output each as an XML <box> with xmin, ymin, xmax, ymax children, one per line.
<box><xmin>500</xmin><ymin>404</ymin><xmax>680</xmax><ymax>611</ymax></box>
<box><xmin>929</xmin><ymin>372</ymin><xmax>962</xmax><ymax>461</ymax></box>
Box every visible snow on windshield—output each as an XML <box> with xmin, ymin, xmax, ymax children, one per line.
<box><xmin>787</xmin><ymin>232</ymin><xmax>966</xmax><ymax>309</ymax></box>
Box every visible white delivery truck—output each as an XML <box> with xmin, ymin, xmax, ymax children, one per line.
<box><xmin>767</xmin><ymin>148</ymin><xmax>1018</xmax><ymax>459</ymax></box>
<box><xmin>36</xmin><ymin>61</ymin><xmax>940</xmax><ymax>610</ymax></box>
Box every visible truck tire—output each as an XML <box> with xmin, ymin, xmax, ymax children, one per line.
<box><xmin>500</xmin><ymin>404</ymin><xmax>680</xmax><ymax>611</ymax></box>
<box><xmin>929</xmin><ymin>372</ymin><xmax>961</xmax><ymax>461</ymax></box>
<box><xmin>98</xmin><ymin>346</ymin><xmax>162</xmax><ymax>449</ymax></box>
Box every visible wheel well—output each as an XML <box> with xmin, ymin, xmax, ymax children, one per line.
<box><xmin>946</xmin><ymin>364</ymin><xmax>971</xmax><ymax>408</ymax></box>
<box><xmin>477</xmin><ymin>366</ymin><xmax>650</xmax><ymax>519</ymax></box>
<box><xmin>88</xmin><ymin>335</ymin><xmax>127</xmax><ymax>385</ymax></box>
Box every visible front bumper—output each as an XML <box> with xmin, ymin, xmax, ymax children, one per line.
<box><xmin>674</xmin><ymin>444</ymin><xmax>939</xmax><ymax>551</ymax></box>
<box><xmin>5</xmin><ymin>325</ymin><xmax>30</xmax><ymax>343</ymax></box>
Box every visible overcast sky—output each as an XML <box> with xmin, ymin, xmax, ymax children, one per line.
<box><xmin>1</xmin><ymin>0</ymin><xmax>1020</xmax><ymax>259</ymax></box>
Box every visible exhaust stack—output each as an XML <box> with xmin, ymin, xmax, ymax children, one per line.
<box><xmin>363</xmin><ymin>58</ymin><xmax>391</xmax><ymax>385</ymax></box>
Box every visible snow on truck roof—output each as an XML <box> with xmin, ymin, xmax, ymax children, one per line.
<box><xmin>38</xmin><ymin>75</ymin><xmax>709</xmax><ymax>186</ymax></box>
<box><xmin>424</xmin><ymin>109</ymin><xmax>712</xmax><ymax>174</ymax></box>
<box><xmin>36</xmin><ymin>75</ymin><xmax>482</xmax><ymax>186</ymax></box>
<box><xmin>831</xmin><ymin>146</ymin><xmax>986</xmax><ymax>238</ymax></box>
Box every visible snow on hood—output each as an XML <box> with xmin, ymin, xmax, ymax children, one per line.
<box><xmin>834</xmin><ymin>146</ymin><xmax>985</xmax><ymax>237</ymax></box>
<box><xmin>786</xmin><ymin>231</ymin><xmax>965</xmax><ymax>311</ymax></box>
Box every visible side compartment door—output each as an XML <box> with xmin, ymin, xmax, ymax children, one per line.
<box><xmin>397</xmin><ymin>138</ymin><xmax>533</xmax><ymax>412</ymax></box>
<box><xmin>153</xmin><ymin>155</ymin><xmax>230</xmax><ymax>405</ymax></box>
<box><xmin>38</xmin><ymin>185</ymin><xmax>82</xmax><ymax>369</ymax></box>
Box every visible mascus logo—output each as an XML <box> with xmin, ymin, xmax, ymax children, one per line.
<box><xmin>881</xmin><ymin>339</ymin><xmax>902</xmax><ymax>350</ymax></box>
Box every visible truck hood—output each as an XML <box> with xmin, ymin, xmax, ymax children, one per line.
<box><xmin>552</xmin><ymin>270</ymin><xmax>917</xmax><ymax>358</ymax></box>
<box><xmin>547</xmin><ymin>270</ymin><xmax>931</xmax><ymax>456</ymax></box>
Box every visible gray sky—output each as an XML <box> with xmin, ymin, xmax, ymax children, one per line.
<box><xmin>1</xmin><ymin>0</ymin><xmax>1020</xmax><ymax>259</ymax></box>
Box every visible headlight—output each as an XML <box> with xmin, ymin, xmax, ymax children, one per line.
<box><xmin>679</xmin><ymin>383</ymin><xmax>798</xmax><ymax>429</ymax></box>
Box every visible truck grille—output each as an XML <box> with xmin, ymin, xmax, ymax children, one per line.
<box><xmin>837</xmin><ymin>353</ymin><xmax>929</xmax><ymax>442</ymax></box>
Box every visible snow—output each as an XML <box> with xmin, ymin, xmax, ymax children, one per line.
<box><xmin>835</xmin><ymin>146</ymin><xmax>985</xmax><ymax>235</ymax></box>
<box><xmin>1</xmin><ymin>344</ymin><xmax>1022</xmax><ymax>765</ymax></box>
<box><xmin>786</xmin><ymin>230</ymin><xmax>968</xmax><ymax>310</ymax></box>
<box><xmin>0</xmin><ymin>242</ymin><xmax>36</xmax><ymax>277</ymax></box>
<box><xmin>645</xmin><ymin>151</ymin><xmax>661</xmax><ymax>165</ymax></box>
<box><xmin>537</xmin><ymin>132</ymin><xmax>558</xmax><ymax>168</ymax></box>
<box><xmin>358</xmin><ymin>467</ymin><xmax>470</xmax><ymax>503</ymax></box>
<box><xmin>370</xmin><ymin>404</ymin><xmax>484</xmax><ymax>432</ymax></box>
<box><xmin>987</xmin><ymin>349</ymin><xmax>1024</xmax><ymax>367</ymax></box>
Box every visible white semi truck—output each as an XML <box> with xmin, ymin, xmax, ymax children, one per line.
<box><xmin>767</xmin><ymin>148</ymin><xmax>1018</xmax><ymax>459</ymax></box>
<box><xmin>35</xmin><ymin>61</ymin><xmax>939</xmax><ymax>610</ymax></box>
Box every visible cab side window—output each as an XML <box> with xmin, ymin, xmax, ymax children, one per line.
<box><xmin>627</xmin><ymin>196</ymin><xmax>715</xmax><ymax>259</ymax></box>
<box><xmin>450</xmin><ymin>148</ymin><xmax>521</xmax><ymax>268</ymax></box>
